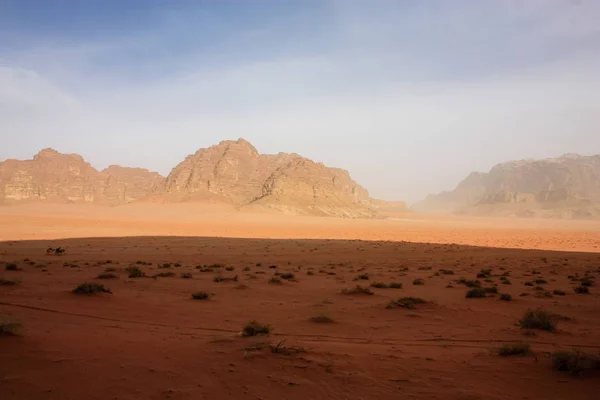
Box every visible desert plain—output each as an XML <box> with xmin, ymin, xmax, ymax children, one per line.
<box><xmin>1</xmin><ymin>204</ymin><xmax>599</xmax><ymax>400</ymax></box>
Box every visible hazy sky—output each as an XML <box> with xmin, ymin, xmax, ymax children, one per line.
<box><xmin>1</xmin><ymin>1</ymin><xmax>599</xmax><ymax>203</ymax></box>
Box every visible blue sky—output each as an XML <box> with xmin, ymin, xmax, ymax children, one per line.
<box><xmin>1</xmin><ymin>1</ymin><xmax>599</xmax><ymax>203</ymax></box>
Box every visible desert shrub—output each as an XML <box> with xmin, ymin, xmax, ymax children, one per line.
<box><xmin>484</xmin><ymin>286</ymin><xmax>498</xmax><ymax>294</ymax></box>
<box><xmin>354</xmin><ymin>273</ymin><xmax>369</xmax><ymax>281</ymax></box>
<box><xmin>519</xmin><ymin>309</ymin><xmax>556</xmax><ymax>331</ymax></box>
<box><xmin>341</xmin><ymin>285</ymin><xmax>374</xmax><ymax>295</ymax></box>
<box><xmin>457</xmin><ymin>278</ymin><xmax>481</xmax><ymax>288</ymax></box>
<box><xmin>214</xmin><ymin>275</ymin><xmax>238</xmax><ymax>283</ymax></box>
<box><xmin>307</xmin><ymin>271</ymin><xmax>314</xmax><ymax>276</ymax></box>
<box><xmin>371</xmin><ymin>282</ymin><xmax>389</xmax><ymax>289</ymax></box>
<box><xmin>439</xmin><ymin>269</ymin><xmax>455</xmax><ymax>275</ymax></box>
<box><xmin>5</xmin><ymin>263</ymin><xmax>19</xmax><ymax>271</ymax></box>
<box><xmin>269</xmin><ymin>265</ymin><xmax>277</xmax><ymax>269</ymax></box>
<box><xmin>580</xmin><ymin>278</ymin><xmax>594</xmax><ymax>287</ymax></box>
<box><xmin>386</xmin><ymin>297</ymin><xmax>426</xmax><ymax>309</ymax></box>
<box><xmin>466</xmin><ymin>288</ymin><xmax>487</xmax><ymax>298</ymax></box>
<box><xmin>552</xmin><ymin>289</ymin><xmax>566</xmax><ymax>296</ymax></box>
<box><xmin>535</xmin><ymin>279</ymin><xmax>548</xmax><ymax>285</ymax></box>
<box><xmin>225</xmin><ymin>266</ymin><xmax>234</xmax><ymax>271</ymax></box>
<box><xmin>389</xmin><ymin>282</ymin><xmax>403</xmax><ymax>289</ymax></box>
<box><xmin>235</xmin><ymin>284</ymin><xmax>248</xmax><ymax>290</ymax></box>
<box><xmin>126</xmin><ymin>266</ymin><xmax>144</xmax><ymax>278</ymax></box>
<box><xmin>243</xmin><ymin>266</ymin><xmax>250</xmax><ymax>271</ymax></box>
<box><xmin>0</xmin><ymin>277</ymin><xmax>19</xmax><ymax>286</ymax></box>
<box><xmin>574</xmin><ymin>285</ymin><xmax>589</xmax><ymax>294</ymax></box>
<box><xmin>72</xmin><ymin>282</ymin><xmax>112</xmax><ymax>295</ymax></box>
<box><xmin>174</xmin><ymin>263</ymin><xmax>181</xmax><ymax>268</ymax></box>
<box><xmin>160</xmin><ymin>263</ymin><xmax>171</xmax><ymax>269</ymax></box>
<box><xmin>154</xmin><ymin>272</ymin><xmax>176</xmax><ymax>278</ymax></box>
<box><xmin>477</xmin><ymin>269</ymin><xmax>492</xmax><ymax>278</ymax></box>
<box><xmin>268</xmin><ymin>277</ymin><xmax>282</xmax><ymax>284</ymax></box>
<box><xmin>499</xmin><ymin>293</ymin><xmax>513</xmax><ymax>301</ymax></box>
<box><xmin>242</xmin><ymin>321</ymin><xmax>271</xmax><ymax>337</ymax></box>
<box><xmin>524</xmin><ymin>281</ymin><xmax>534</xmax><ymax>287</ymax></box>
<box><xmin>0</xmin><ymin>318</ymin><xmax>22</xmax><ymax>336</ymax></box>
<box><xmin>498</xmin><ymin>343</ymin><xmax>530</xmax><ymax>356</ymax></box>
<box><xmin>551</xmin><ymin>351</ymin><xmax>600</xmax><ymax>376</ymax></box>
<box><xmin>104</xmin><ymin>267</ymin><xmax>117</xmax><ymax>272</ymax></box>
<box><xmin>310</xmin><ymin>313</ymin><xmax>334</xmax><ymax>323</ymax></box>
<box><xmin>191</xmin><ymin>291</ymin><xmax>212</xmax><ymax>300</ymax></box>
<box><xmin>279</xmin><ymin>272</ymin><xmax>295</xmax><ymax>280</ymax></box>
<box><xmin>96</xmin><ymin>272</ymin><xmax>118</xmax><ymax>279</ymax></box>
<box><xmin>412</xmin><ymin>278</ymin><xmax>425</xmax><ymax>285</ymax></box>
<box><xmin>181</xmin><ymin>272</ymin><xmax>193</xmax><ymax>279</ymax></box>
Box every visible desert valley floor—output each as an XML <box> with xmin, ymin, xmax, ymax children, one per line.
<box><xmin>1</xmin><ymin>204</ymin><xmax>599</xmax><ymax>400</ymax></box>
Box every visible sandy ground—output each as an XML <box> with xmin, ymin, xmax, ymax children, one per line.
<box><xmin>1</xmin><ymin>204</ymin><xmax>600</xmax><ymax>399</ymax></box>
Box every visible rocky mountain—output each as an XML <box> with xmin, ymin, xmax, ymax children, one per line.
<box><xmin>414</xmin><ymin>154</ymin><xmax>600</xmax><ymax>219</ymax></box>
<box><xmin>159</xmin><ymin>139</ymin><xmax>382</xmax><ymax>217</ymax></box>
<box><xmin>0</xmin><ymin>139</ymin><xmax>407</xmax><ymax>218</ymax></box>
<box><xmin>0</xmin><ymin>149</ymin><xmax>164</xmax><ymax>205</ymax></box>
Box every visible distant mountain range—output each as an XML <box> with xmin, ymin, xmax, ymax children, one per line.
<box><xmin>0</xmin><ymin>139</ymin><xmax>407</xmax><ymax>218</ymax></box>
<box><xmin>413</xmin><ymin>154</ymin><xmax>600</xmax><ymax>219</ymax></box>
<box><xmin>2</xmin><ymin>142</ymin><xmax>598</xmax><ymax>219</ymax></box>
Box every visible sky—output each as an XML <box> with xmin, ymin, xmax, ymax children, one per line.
<box><xmin>1</xmin><ymin>0</ymin><xmax>599</xmax><ymax>204</ymax></box>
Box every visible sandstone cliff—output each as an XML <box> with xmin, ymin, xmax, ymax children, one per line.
<box><xmin>0</xmin><ymin>140</ymin><xmax>407</xmax><ymax>218</ymax></box>
<box><xmin>161</xmin><ymin>139</ymin><xmax>381</xmax><ymax>217</ymax></box>
<box><xmin>413</xmin><ymin>154</ymin><xmax>600</xmax><ymax>219</ymax></box>
<box><xmin>0</xmin><ymin>149</ymin><xmax>164</xmax><ymax>205</ymax></box>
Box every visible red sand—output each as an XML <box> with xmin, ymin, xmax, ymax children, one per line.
<box><xmin>1</xmin><ymin>205</ymin><xmax>599</xmax><ymax>399</ymax></box>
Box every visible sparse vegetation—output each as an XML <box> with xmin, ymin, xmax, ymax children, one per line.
<box><xmin>466</xmin><ymin>288</ymin><xmax>487</xmax><ymax>298</ymax></box>
<box><xmin>498</xmin><ymin>343</ymin><xmax>530</xmax><ymax>356</ymax></box>
<box><xmin>0</xmin><ymin>317</ymin><xmax>22</xmax><ymax>336</ymax></box>
<box><xmin>154</xmin><ymin>271</ymin><xmax>176</xmax><ymax>278</ymax></box>
<box><xmin>242</xmin><ymin>321</ymin><xmax>272</xmax><ymax>337</ymax></box>
<box><xmin>96</xmin><ymin>272</ymin><xmax>118</xmax><ymax>279</ymax></box>
<box><xmin>279</xmin><ymin>272</ymin><xmax>295</xmax><ymax>281</ymax></box>
<box><xmin>191</xmin><ymin>291</ymin><xmax>212</xmax><ymax>300</ymax></box>
<box><xmin>181</xmin><ymin>272</ymin><xmax>193</xmax><ymax>279</ymax></box>
<box><xmin>389</xmin><ymin>282</ymin><xmax>403</xmax><ymax>289</ymax></box>
<box><xmin>477</xmin><ymin>269</ymin><xmax>492</xmax><ymax>279</ymax></box>
<box><xmin>341</xmin><ymin>285</ymin><xmax>374</xmax><ymax>295</ymax></box>
<box><xmin>268</xmin><ymin>276</ymin><xmax>282</xmax><ymax>284</ymax></box>
<box><xmin>126</xmin><ymin>266</ymin><xmax>145</xmax><ymax>278</ymax></box>
<box><xmin>457</xmin><ymin>278</ymin><xmax>481</xmax><ymax>288</ymax></box>
<box><xmin>519</xmin><ymin>309</ymin><xmax>556</xmax><ymax>332</ymax></box>
<box><xmin>371</xmin><ymin>282</ymin><xmax>389</xmax><ymax>288</ymax></box>
<box><xmin>499</xmin><ymin>293</ymin><xmax>513</xmax><ymax>301</ymax></box>
<box><xmin>0</xmin><ymin>277</ymin><xmax>19</xmax><ymax>286</ymax></box>
<box><xmin>354</xmin><ymin>273</ymin><xmax>369</xmax><ymax>281</ymax></box>
<box><xmin>386</xmin><ymin>297</ymin><xmax>426</xmax><ymax>309</ymax></box>
<box><xmin>214</xmin><ymin>275</ymin><xmax>238</xmax><ymax>283</ymax></box>
<box><xmin>412</xmin><ymin>278</ymin><xmax>424</xmax><ymax>285</ymax></box>
<box><xmin>574</xmin><ymin>285</ymin><xmax>589</xmax><ymax>294</ymax></box>
<box><xmin>5</xmin><ymin>263</ymin><xmax>19</xmax><ymax>271</ymax></box>
<box><xmin>551</xmin><ymin>351</ymin><xmax>600</xmax><ymax>376</ymax></box>
<box><xmin>310</xmin><ymin>313</ymin><xmax>334</xmax><ymax>323</ymax></box>
<box><xmin>553</xmin><ymin>289</ymin><xmax>566</xmax><ymax>296</ymax></box>
<box><xmin>72</xmin><ymin>282</ymin><xmax>112</xmax><ymax>295</ymax></box>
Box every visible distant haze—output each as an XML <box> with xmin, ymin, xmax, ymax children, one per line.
<box><xmin>1</xmin><ymin>1</ymin><xmax>599</xmax><ymax>204</ymax></box>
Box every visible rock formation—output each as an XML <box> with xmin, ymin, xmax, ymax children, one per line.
<box><xmin>414</xmin><ymin>154</ymin><xmax>600</xmax><ymax>219</ymax></box>
<box><xmin>0</xmin><ymin>148</ymin><xmax>164</xmax><ymax>205</ymax></box>
<box><xmin>0</xmin><ymin>139</ymin><xmax>408</xmax><ymax>218</ymax></box>
<box><xmin>160</xmin><ymin>139</ymin><xmax>382</xmax><ymax>217</ymax></box>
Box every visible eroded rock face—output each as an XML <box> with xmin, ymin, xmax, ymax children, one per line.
<box><xmin>0</xmin><ymin>149</ymin><xmax>164</xmax><ymax>205</ymax></box>
<box><xmin>414</xmin><ymin>154</ymin><xmax>600</xmax><ymax>218</ymax></box>
<box><xmin>162</xmin><ymin>139</ymin><xmax>380</xmax><ymax>217</ymax></box>
<box><xmin>0</xmin><ymin>139</ymin><xmax>406</xmax><ymax>218</ymax></box>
